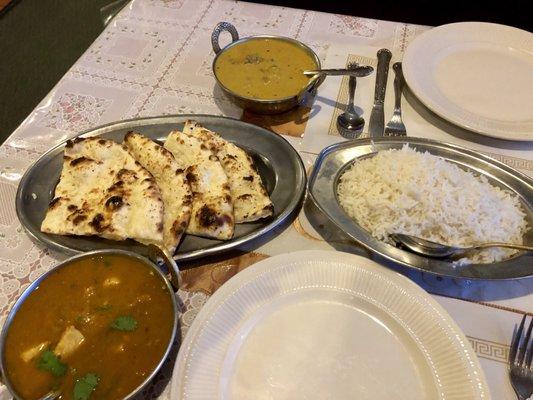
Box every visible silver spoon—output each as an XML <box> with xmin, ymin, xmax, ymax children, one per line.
<box><xmin>37</xmin><ymin>391</ymin><xmax>60</xmax><ymax>400</ymax></box>
<box><xmin>300</xmin><ymin>65</ymin><xmax>373</xmax><ymax>111</ymax></box>
<box><xmin>304</xmin><ymin>65</ymin><xmax>374</xmax><ymax>78</ymax></box>
<box><xmin>337</xmin><ymin>62</ymin><xmax>365</xmax><ymax>139</ymax></box>
<box><xmin>390</xmin><ymin>233</ymin><xmax>533</xmax><ymax>259</ymax></box>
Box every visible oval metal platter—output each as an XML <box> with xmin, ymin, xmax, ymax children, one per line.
<box><xmin>16</xmin><ymin>115</ymin><xmax>306</xmax><ymax>262</ymax></box>
<box><xmin>309</xmin><ymin>137</ymin><xmax>533</xmax><ymax>280</ymax></box>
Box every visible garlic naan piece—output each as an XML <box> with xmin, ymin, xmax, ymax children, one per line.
<box><xmin>183</xmin><ymin>120</ymin><xmax>273</xmax><ymax>222</ymax></box>
<box><xmin>41</xmin><ymin>137</ymin><xmax>164</xmax><ymax>245</ymax></box>
<box><xmin>164</xmin><ymin>131</ymin><xmax>234</xmax><ymax>240</ymax></box>
<box><xmin>124</xmin><ymin>131</ymin><xmax>192</xmax><ymax>254</ymax></box>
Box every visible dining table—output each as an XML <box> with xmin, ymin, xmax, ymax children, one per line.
<box><xmin>0</xmin><ymin>0</ymin><xmax>532</xmax><ymax>398</ymax></box>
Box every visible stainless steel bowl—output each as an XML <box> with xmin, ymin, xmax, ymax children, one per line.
<box><xmin>211</xmin><ymin>22</ymin><xmax>324</xmax><ymax>114</ymax></box>
<box><xmin>0</xmin><ymin>249</ymin><xmax>178</xmax><ymax>400</ymax></box>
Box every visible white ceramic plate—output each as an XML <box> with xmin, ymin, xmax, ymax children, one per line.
<box><xmin>171</xmin><ymin>250</ymin><xmax>490</xmax><ymax>399</ymax></box>
<box><xmin>403</xmin><ymin>22</ymin><xmax>533</xmax><ymax>141</ymax></box>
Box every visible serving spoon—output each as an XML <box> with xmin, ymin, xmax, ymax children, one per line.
<box><xmin>37</xmin><ymin>391</ymin><xmax>60</xmax><ymax>400</ymax></box>
<box><xmin>390</xmin><ymin>233</ymin><xmax>533</xmax><ymax>259</ymax></box>
<box><xmin>303</xmin><ymin>65</ymin><xmax>374</xmax><ymax>78</ymax></box>
<box><xmin>299</xmin><ymin>65</ymin><xmax>374</xmax><ymax>109</ymax></box>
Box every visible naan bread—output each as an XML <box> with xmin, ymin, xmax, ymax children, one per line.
<box><xmin>124</xmin><ymin>131</ymin><xmax>192</xmax><ymax>254</ymax></box>
<box><xmin>164</xmin><ymin>131</ymin><xmax>234</xmax><ymax>240</ymax></box>
<box><xmin>183</xmin><ymin>120</ymin><xmax>273</xmax><ymax>222</ymax></box>
<box><xmin>41</xmin><ymin>137</ymin><xmax>164</xmax><ymax>245</ymax></box>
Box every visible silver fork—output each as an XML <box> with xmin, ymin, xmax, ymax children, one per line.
<box><xmin>509</xmin><ymin>315</ymin><xmax>533</xmax><ymax>400</ymax></box>
<box><xmin>384</xmin><ymin>62</ymin><xmax>407</xmax><ymax>137</ymax></box>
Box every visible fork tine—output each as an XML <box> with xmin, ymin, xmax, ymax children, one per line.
<box><xmin>518</xmin><ymin>316</ymin><xmax>533</xmax><ymax>366</ymax></box>
<box><xmin>523</xmin><ymin>316</ymin><xmax>533</xmax><ymax>368</ymax></box>
<box><xmin>510</xmin><ymin>315</ymin><xmax>526</xmax><ymax>365</ymax></box>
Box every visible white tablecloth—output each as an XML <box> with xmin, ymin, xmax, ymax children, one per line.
<box><xmin>0</xmin><ymin>0</ymin><xmax>531</xmax><ymax>398</ymax></box>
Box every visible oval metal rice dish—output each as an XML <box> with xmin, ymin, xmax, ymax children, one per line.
<box><xmin>308</xmin><ymin>137</ymin><xmax>533</xmax><ymax>280</ymax></box>
<box><xmin>16</xmin><ymin>115</ymin><xmax>306</xmax><ymax>261</ymax></box>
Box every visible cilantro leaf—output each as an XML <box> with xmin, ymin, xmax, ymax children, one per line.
<box><xmin>110</xmin><ymin>315</ymin><xmax>137</xmax><ymax>331</ymax></box>
<box><xmin>37</xmin><ymin>350</ymin><xmax>67</xmax><ymax>377</ymax></box>
<box><xmin>74</xmin><ymin>373</ymin><xmax>100</xmax><ymax>400</ymax></box>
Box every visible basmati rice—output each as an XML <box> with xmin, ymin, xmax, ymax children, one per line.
<box><xmin>336</xmin><ymin>145</ymin><xmax>528</xmax><ymax>264</ymax></box>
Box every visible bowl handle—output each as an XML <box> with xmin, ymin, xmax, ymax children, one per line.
<box><xmin>147</xmin><ymin>244</ymin><xmax>182</xmax><ymax>291</ymax></box>
<box><xmin>212</xmin><ymin>22</ymin><xmax>239</xmax><ymax>54</ymax></box>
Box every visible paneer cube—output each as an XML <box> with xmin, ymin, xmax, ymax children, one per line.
<box><xmin>21</xmin><ymin>341</ymin><xmax>50</xmax><ymax>362</ymax></box>
<box><xmin>54</xmin><ymin>325</ymin><xmax>85</xmax><ymax>358</ymax></box>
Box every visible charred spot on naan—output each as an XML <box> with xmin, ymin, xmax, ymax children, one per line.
<box><xmin>65</xmin><ymin>137</ymin><xmax>85</xmax><ymax>148</ymax></box>
<box><xmin>48</xmin><ymin>197</ymin><xmax>63</xmax><ymax>210</ymax></box>
<box><xmin>197</xmin><ymin>205</ymin><xmax>233</xmax><ymax>229</ymax></box>
<box><xmin>185</xmin><ymin>169</ymin><xmax>198</xmax><ymax>184</ymax></box>
<box><xmin>105</xmin><ymin>195</ymin><xmax>124</xmax><ymax>210</ymax></box>
<box><xmin>108</xmin><ymin>180</ymin><xmax>124</xmax><ymax>189</ymax></box>
<box><xmin>171</xmin><ymin>219</ymin><xmax>186</xmax><ymax>238</ymax></box>
<box><xmin>170</xmin><ymin>213</ymin><xmax>191</xmax><ymax>240</ymax></box>
<box><xmin>66</xmin><ymin>207</ymin><xmax>89</xmax><ymax>225</ymax></box>
<box><xmin>221</xmin><ymin>155</ymin><xmax>237</xmax><ymax>168</ymax></box>
<box><xmin>263</xmin><ymin>204</ymin><xmax>274</xmax><ymax>213</ymax></box>
<box><xmin>155</xmin><ymin>143</ymin><xmax>175</xmax><ymax>160</ymax></box>
<box><xmin>117</xmin><ymin>169</ymin><xmax>138</xmax><ymax>183</ymax></box>
<box><xmin>72</xmin><ymin>214</ymin><xmax>87</xmax><ymax>225</ymax></box>
<box><xmin>89</xmin><ymin>213</ymin><xmax>106</xmax><ymax>232</ymax></box>
<box><xmin>182</xmin><ymin>193</ymin><xmax>193</xmax><ymax>206</ymax></box>
<box><xmin>124</xmin><ymin>131</ymin><xmax>135</xmax><ymax>140</ymax></box>
<box><xmin>69</xmin><ymin>156</ymin><xmax>96</xmax><ymax>167</ymax></box>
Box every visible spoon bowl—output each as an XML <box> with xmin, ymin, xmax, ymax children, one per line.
<box><xmin>337</xmin><ymin>112</ymin><xmax>365</xmax><ymax>136</ymax></box>
<box><xmin>336</xmin><ymin>62</ymin><xmax>366</xmax><ymax>139</ymax></box>
<box><xmin>390</xmin><ymin>233</ymin><xmax>533</xmax><ymax>259</ymax></box>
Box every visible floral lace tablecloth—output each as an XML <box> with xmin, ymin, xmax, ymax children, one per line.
<box><xmin>0</xmin><ymin>0</ymin><xmax>532</xmax><ymax>398</ymax></box>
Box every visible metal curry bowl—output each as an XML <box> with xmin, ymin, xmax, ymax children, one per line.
<box><xmin>0</xmin><ymin>249</ymin><xmax>178</xmax><ymax>400</ymax></box>
<box><xmin>211</xmin><ymin>22</ymin><xmax>324</xmax><ymax>114</ymax></box>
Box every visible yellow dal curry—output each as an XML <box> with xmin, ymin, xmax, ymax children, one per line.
<box><xmin>214</xmin><ymin>38</ymin><xmax>317</xmax><ymax>100</ymax></box>
<box><xmin>4</xmin><ymin>254</ymin><xmax>174</xmax><ymax>400</ymax></box>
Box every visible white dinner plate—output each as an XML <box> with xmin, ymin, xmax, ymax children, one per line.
<box><xmin>403</xmin><ymin>22</ymin><xmax>533</xmax><ymax>141</ymax></box>
<box><xmin>171</xmin><ymin>250</ymin><xmax>490</xmax><ymax>399</ymax></box>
